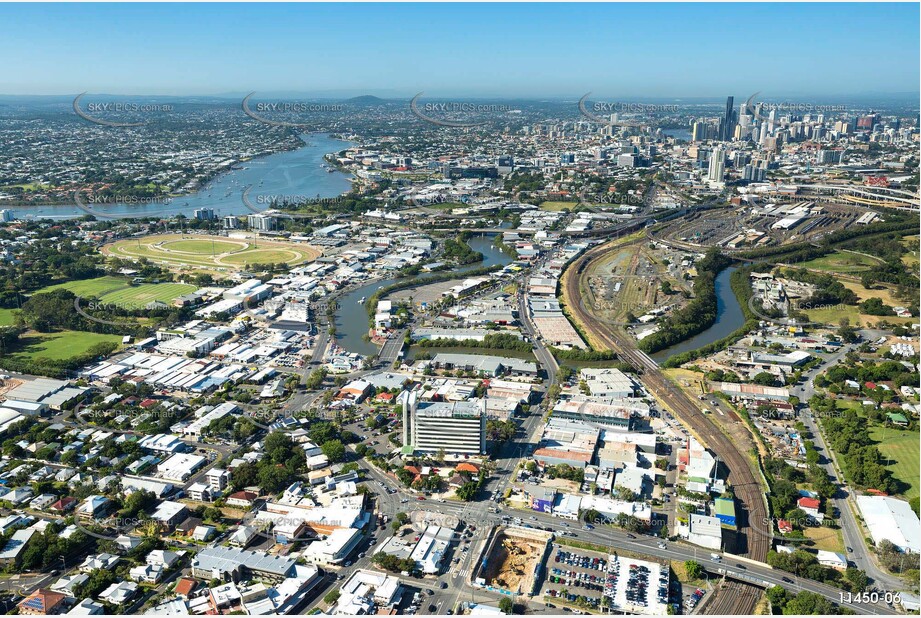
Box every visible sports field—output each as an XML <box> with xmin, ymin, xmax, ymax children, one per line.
<box><xmin>869</xmin><ymin>425</ymin><xmax>920</xmax><ymax>501</ymax></box>
<box><xmin>103</xmin><ymin>233</ymin><xmax>320</xmax><ymax>272</ymax></box>
<box><xmin>42</xmin><ymin>276</ymin><xmax>196</xmax><ymax>309</ymax></box>
<box><xmin>6</xmin><ymin>330</ymin><xmax>123</xmax><ymax>362</ymax></box>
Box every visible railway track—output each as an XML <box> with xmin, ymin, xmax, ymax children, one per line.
<box><xmin>561</xmin><ymin>239</ymin><xmax>771</xmax><ymax>563</ymax></box>
<box><xmin>702</xmin><ymin>579</ymin><xmax>762</xmax><ymax>615</ymax></box>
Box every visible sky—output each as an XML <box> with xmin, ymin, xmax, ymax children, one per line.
<box><xmin>2</xmin><ymin>3</ymin><xmax>918</xmax><ymax>98</ymax></box>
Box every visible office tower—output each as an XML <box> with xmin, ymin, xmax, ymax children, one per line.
<box><xmin>401</xmin><ymin>391</ymin><xmax>486</xmax><ymax>455</ymax></box>
<box><xmin>193</xmin><ymin>208</ymin><xmax>215</xmax><ymax>221</ymax></box>
<box><xmin>0</xmin><ymin>210</ymin><xmax>14</xmax><ymax>223</ymax></box>
<box><xmin>816</xmin><ymin>149</ymin><xmax>844</xmax><ymax>164</ymax></box>
<box><xmin>222</xmin><ymin>215</ymin><xmax>240</xmax><ymax>229</ymax></box>
<box><xmin>743</xmin><ymin>164</ymin><xmax>766</xmax><ymax>182</ymax></box>
<box><xmin>721</xmin><ymin>96</ymin><xmax>736</xmax><ymax>141</ymax></box>
<box><xmin>707</xmin><ymin>146</ymin><xmax>726</xmax><ymax>181</ymax></box>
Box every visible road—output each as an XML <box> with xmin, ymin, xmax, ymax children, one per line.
<box><xmin>791</xmin><ymin>330</ymin><xmax>906</xmax><ymax>591</ymax></box>
<box><xmin>349</xmin><ymin>474</ymin><xmax>894</xmax><ymax>616</ymax></box>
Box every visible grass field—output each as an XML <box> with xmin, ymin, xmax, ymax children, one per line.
<box><xmin>104</xmin><ymin>233</ymin><xmax>319</xmax><ymax>272</ymax></box>
<box><xmin>800</xmin><ymin>251</ymin><xmax>882</xmax><ymax>274</ymax></box>
<box><xmin>869</xmin><ymin>425</ymin><xmax>920</xmax><ymax>501</ymax></box>
<box><xmin>804</xmin><ymin>279</ymin><xmax>917</xmax><ymax>327</ymax></box>
<box><xmin>538</xmin><ymin>201</ymin><xmax>579</xmax><ymax>211</ymax></box>
<box><xmin>803</xmin><ymin>525</ymin><xmax>845</xmax><ymax>553</ymax></box>
<box><xmin>41</xmin><ymin>276</ymin><xmax>196</xmax><ymax>309</ymax></box>
<box><xmin>44</xmin><ymin>276</ymin><xmax>129</xmax><ymax>298</ymax></box>
<box><xmin>6</xmin><ymin>330</ymin><xmax>122</xmax><ymax>362</ymax></box>
<box><xmin>162</xmin><ymin>239</ymin><xmax>246</xmax><ymax>254</ymax></box>
<box><xmin>0</xmin><ymin>309</ymin><xmax>18</xmax><ymax>326</ymax></box>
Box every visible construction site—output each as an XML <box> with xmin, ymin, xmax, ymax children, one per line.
<box><xmin>473</xmin><ymin>526</ymin><xmax>552</xmax><ymax>597</ymax></box>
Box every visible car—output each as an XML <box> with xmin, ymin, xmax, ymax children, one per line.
<box><xmin>441</xmin><ymin>582</ymin><xmax>448</xmax><ymax>589</ymax></box>
<box><xmin>417</xmin><ymin>496</ymin><xmax>426</xmax><ymax>501</ymax></box>
<box><xmin>344</xmin><ymin>561</ymin><xmax>353</xmax><ymax>567</ymax></box>
<box><xmin>782</xmin><ymin>576</ymin><xmax>793</xmax><ymax>583</ymax></box>
<box><xmin>429</xmin><ymin>605</ymin><xmax>437</xmax><ymax>612</ymax></box>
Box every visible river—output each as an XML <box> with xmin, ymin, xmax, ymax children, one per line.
<box><xmin>10</xmin><ymin>133</ymin><xmax>352</xmax><ymax>220</ymax></box>
<box><xmin>334</xmin><ymin>234</ymin><xmax>514</xmax><ymax>356</ymax></box>
<box><xmin>650</xmin><ymin>266</ymin><xmax>744</xmax><ymax>364</ymax></box>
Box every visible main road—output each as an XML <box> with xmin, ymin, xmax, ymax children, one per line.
<box><xmin>353</xmin><ymin>475</ymin><xmax>894</xmax><ymax>615</ymax></box>
<box><xmin>791</xmin><ymin>330</ymin><xmax>906</xmax><ymax>591</ymax></box>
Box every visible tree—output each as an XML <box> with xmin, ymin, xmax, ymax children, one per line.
<box><xmin>264</xmin><ymin>432</ymin><xmax>295</xmax><ymax>464</ymax></box>
<box><xmin>324</xmin><ymin>590</ymin><xmax>341</xmax><ymax>606</ymax></box>
<box><xmin>752</xmin><ymin>372</ymin><xmax>779</xmax><ymax>386</ymax></box>
<box><xmin>843</xmin><ymin>568</ymin><xmax>868</xmax><ymax>592</ymax></box>
<box><xmin>782</xmin><ymin>591</ymin><xmax>834</xmax><ymax>615</ymax></box>
<box><xmin>837</xmin><ymin>319</ymin><xmax>858</xmax><ymax>343</ymax></box>
<box><xmin>321</xmin><ymin>439</ymin><xmax>346</xmax><ymax>463</ymax></box>
<box><xmin>684</xmin><ymin>560</ymin><xmax>702</xmax><ymax>580</ymax></box>
<box><xmin>456</xmin><ymin>481</ymin><xmax>478</xmax><ymax>501</ymax></box>
<box><xmin>498</xmin><ymin>597</ymin><xmax>514</xmax><ymax>614</ymax></box>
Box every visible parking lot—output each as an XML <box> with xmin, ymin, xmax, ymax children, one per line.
<box><xmin>540</xmin><ymin>547</ymin><xmax>609</xmax><ymax>611</ymax></box>
<box><xmin>538</xmin><ymin>543</ymin><xmax>674</xmax><ymax>614</ymax></box>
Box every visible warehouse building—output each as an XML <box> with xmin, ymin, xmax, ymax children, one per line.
<box><xmin>857</xmin><ymin>495</ymin><xmax>921</xmax><ymax>554</ymax></box>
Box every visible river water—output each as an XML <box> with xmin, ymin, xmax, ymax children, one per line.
<box><xmin>650</xmin><ymin>266</ymin><xmax>744</xmax><ymax>363</ymax></box>
<box><xmin>334</xmin><ymin>234</ymin><xmax>514</xmax><ymax>356</ymax></box>
<box><xmin>11</xmin><ymin>133</ymin><xmax>352</xmax><ymax>220</ymax></box>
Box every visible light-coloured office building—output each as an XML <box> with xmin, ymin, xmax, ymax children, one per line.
<box><xmin>401</xmin><ymin>391</ymin><xmax>485</xmax><ymax>455</ymax></box>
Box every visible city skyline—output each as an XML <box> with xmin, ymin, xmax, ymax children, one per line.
<box><xmin>2</xmin><ymin>3</ymin><xmax>918</xmax><ymax>97</ymax></box>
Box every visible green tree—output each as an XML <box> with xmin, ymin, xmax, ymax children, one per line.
<box><xmin>321</xmin><ymin>439</ymin><xmax>346</xmax><ymax>463</ymax></box>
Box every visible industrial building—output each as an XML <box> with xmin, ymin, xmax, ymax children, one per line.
<box><xmin>857</xmin><ymin>495</ymin><xmax>921</xmax><ymax>554</ymax></box>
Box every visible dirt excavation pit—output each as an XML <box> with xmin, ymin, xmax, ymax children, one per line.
<box><xmin>481</xmin><ymin>529</ymin><xmax>545</xmax><ymax>594</ymax></box>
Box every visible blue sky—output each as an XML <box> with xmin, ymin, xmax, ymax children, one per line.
<box><xmin>2</xmin><ymin>3</ymin><xmax>918</xmax><ymax>98</ymax></box>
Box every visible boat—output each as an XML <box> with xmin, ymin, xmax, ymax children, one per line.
<box><xmin>358</xmin><ymin>297</ymin><xmax>365</xmax><ymax>304</ymax></box>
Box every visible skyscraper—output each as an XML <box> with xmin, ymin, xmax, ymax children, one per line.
<box><xmin>708</xmin><ymin>146</ymin><xmax>726</xmax><ymax>181</ymax></box>
<box><xmin>721</xmin><ymin>96</ymin><xmax>736</xmax><ymax>141</ymax></box>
